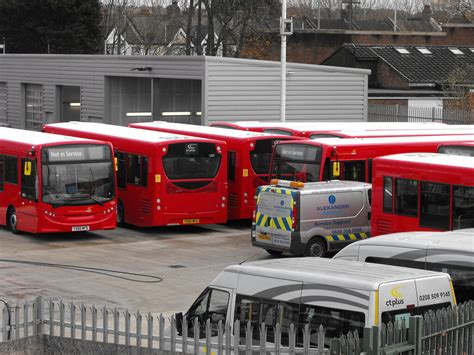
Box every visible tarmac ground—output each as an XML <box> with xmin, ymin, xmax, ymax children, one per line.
<box><xmin>0</xmin><ymin>221</ymin><xmax>269</xmax><ymax>315</ymax></box>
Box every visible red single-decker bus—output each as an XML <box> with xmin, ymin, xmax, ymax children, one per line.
<box><xmin>371</xmin><ymin>153</ymin><xmax>474</xmax><ymax>236</ymax></box>
<box><xmin>0</xmin><ymin>128</ymin><xmax>117</xmax><ymax>234</ymax></box>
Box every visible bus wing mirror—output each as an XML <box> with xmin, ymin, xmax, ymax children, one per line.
<box><xmin>24</xmin><ymin>161</ymin><xmax>32</xmax><ymax>176</ymax></box>
<box><xmin>332</xmin><ymin>161</ymin><xmax>340</xmax><ymax>178</ymax></box>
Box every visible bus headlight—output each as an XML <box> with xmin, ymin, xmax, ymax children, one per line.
<box><xmin>221</xmin><ymin>203</ymin><xmax>226</xmax><ymax>208</ymax></box>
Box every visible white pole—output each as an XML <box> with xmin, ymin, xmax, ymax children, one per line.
<box><xmin>394</xmin><ymin>7</ymin><xmax>397</xmax><ymax>32</ymax></box>
<box><xmin>280</xmin><ymin>0</ymin><xmax>287</xmax><ymax>123</ymax></box>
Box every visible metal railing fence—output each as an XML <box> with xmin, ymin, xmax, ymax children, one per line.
<box><xmin>1</xmin><ymin>297</ymin><xmax>472</xmax><ymax>354</ymax></box>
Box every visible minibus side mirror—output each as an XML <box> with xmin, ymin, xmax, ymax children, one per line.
<box><xmin>175</xmin><ymin>312</ymin><xmax>183</xmax><ymax>335</ymax></box>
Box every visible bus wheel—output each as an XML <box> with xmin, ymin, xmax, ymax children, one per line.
<box><xmin>305</xmin><ymin>238</ymin><xmax>326</xmax><ymax>257</ymax></box>
<box><xmin>8</xmin><ymin>208</ymin><xmax>19</xmax><ymax>234</ymax></box>
<box><xmin>265</xmin><ymin>249</ymin><xmax>283</xmax><ymax>257</ymax></box>
<box><xmin>116</xmin><ymin>202</ymin><xmax>125</xmax><ymax>227</ymax></box>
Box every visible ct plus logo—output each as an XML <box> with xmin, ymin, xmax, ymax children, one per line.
<box><xmin>328</xmin><ymin>195</ymin><xmax>336</xmax><ymax>205</ymax></box>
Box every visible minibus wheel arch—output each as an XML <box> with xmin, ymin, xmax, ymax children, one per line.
<box><xmin>305</xmin><ymin>236</ymin><xmax>327</xmax><ymax>257</ymax></box>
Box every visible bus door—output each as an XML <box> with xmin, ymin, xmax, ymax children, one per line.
<box><xmin>124</xmin><ymin>153</ymin><xmax>149</xmax><ymax>225</ymax></box>
<box><xmin>18</xmin><ymin>158</ymin><xmax>38</xmax><ymax>231</ymax></box>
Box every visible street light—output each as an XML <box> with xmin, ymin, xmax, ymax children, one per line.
<box><xmin>280</xmin><ymin>0</ymin><xmax>293</xmax><ymax>123</ymax></box>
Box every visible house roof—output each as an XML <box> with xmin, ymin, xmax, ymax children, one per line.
<box><xmin>341</xmin><ymin>44</ymin><xmax>474</xmax><ymax>86</ymax></box>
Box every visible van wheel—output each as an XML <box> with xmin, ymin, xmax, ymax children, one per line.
<box><xmin>7</xmin><ymin>208</ymin><xmax>19</xmax><ymax>234</ymax></box>
<box><xmin>265</xmin><ymin>249</ymin><xmax>283</xmax><ymax>257</ymax></box>
<box><xmin>306</xmin><ymin>238</ymin><xmax>326</xmax><ymax>257</ymax></box>
<box><xmin>116</xmin><ymin>202</ymin><xmax>125</xmax><ymax>227</ymax></box>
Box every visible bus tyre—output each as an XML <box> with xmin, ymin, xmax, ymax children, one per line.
<box><xmin>265</xmin><ymin>249</ymin><xmax>283</xmax><ymax>257</ymax></box>
<box><xmin>116</xmin><ymin>202</ymin><xmax>125</xmax><ymax>227</ymax></box>
<box><xmin>8</xmin><ymin>208</ymin><xmax>19</xmax><ymax>235</ymax></box>
<box><xmin>306</xmin><ymin>238</ymin><xmax>326</xmax><ymax>257</ymax></box>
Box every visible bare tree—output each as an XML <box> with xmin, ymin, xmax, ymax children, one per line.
<box><xmin>443</xmin><ymin>64</ymin><xmax>474</xmax><ymax>112</ymax></box>
<box><xmin>102</xmin><ymin>0</ymin><xmax>134</xmax><ymax>54</ymax></box>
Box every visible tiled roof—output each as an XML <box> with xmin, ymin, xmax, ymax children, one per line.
<box><xmin>344</xmin><ymin>44</ymin><xmax>474</xmax><ymax>85</ymax></box>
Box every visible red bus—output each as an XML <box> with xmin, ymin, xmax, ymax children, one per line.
<box><xmin>438</xmin><ymin>141</ymin><xmax>474</xmax><ymax>157</ymax></box>
<box><xmin>0</xmin><ymin>127</ymin><xmax>116</xmax><ymax>234</ymax></box>
<box><xmin>43</xmin><ymin>122</ymin><xmax>228</xmax><ymax>227</ymax></box>
<box><xmin>371</xmin><ymin>153</ymin><xmax>474</xmax><ymax>236</ymax></box>
<box><xmin>306</xmin><ymin>128</ymin><xmax>474</xmax><ymax>139</ymax></box>
<box><xmin>270</xmin><ymin>135</ymin><xmax>474</xmax><ymax>184</ymax></box>
<box><xmin>129</xmin><ymin>121</ymin><xmax>302</xmax><ymax>219</ymax></box>
<box><xmin>210</xmin><ymin>121</ymin><xmax>450</xmax><ymax>137</ymax></box>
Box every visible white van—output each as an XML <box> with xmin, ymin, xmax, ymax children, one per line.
<box><xmin>175</xmin><ymin>258</ymin><xmax>456</xmax><ymax>347</ymax></box>
<box><xmin>251</xmin><ymin>180</ymin><xmax>372</xmax><ymax>257</ymax></box>
<box><xmin>334</xmin><ymin>229</ymin><xmax>474</xmax><ymax>303</ymax></box>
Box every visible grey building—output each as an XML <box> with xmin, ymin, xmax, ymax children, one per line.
<box><xmin>0</xmin><ymin>55</ymin><xmax>369</xmax><ymax>130</ymax></box>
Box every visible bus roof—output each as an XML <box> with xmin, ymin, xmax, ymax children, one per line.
<box><xmin>376</xmin><ymin>152</ymin><xmax>474</xmax><ymax>169</ymax></box>
<box><xmin>45</xmin><ymin>122</ymin><xmax>220</xmax><ymax>144</ymax></box>
<box><xmin>438</xmin><ymin>141</ymin><xmax>474</xmax><ymax>147</ymax></box>
<box><xmin>337</xmin><ymin>229</ymin><xmax>474</xmax><ymax>254</ymax></box>
<box><xmin>0</xmin><ymin>127</ymin><xmax>99</xmax><ymax>146</ymax></box>
<box><xmin>293</xmin><ymin>135</ymin><xmax>474</xmax><ymax>147</ymax></box>
<box><xmin>214</xmin><ymin>121</ymin><xmax>448</xmax><ymax>130</ymax></box>
<box><xmin>131</xmin><ymin>121</ymin><xmax>300</xmax><ymax>140</ymax></box>
<box><xmin>320</xmin><ymin>128</ymin><xmax>474</xmax><ymax>138</ymax></box>
<box><xmin>223</xmin><ymin>258</ymin><xmax>449</xmax><ymax>291</ymax></box>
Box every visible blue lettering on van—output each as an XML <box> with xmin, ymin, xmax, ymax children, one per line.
<box><xmin>316</xmin><ymin>204</ymin><xmax>350</xmax><ymax>211</ymax></box>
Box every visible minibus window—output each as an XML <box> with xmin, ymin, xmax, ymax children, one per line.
<box><xmin>395</xmin><ymin>179</ymin><xmax>418</xmax><ymax>217</ymax></box>
<box><xmin>420</xmin><ymin>182</ymin><xmax>449</xmax><ymax>230</ymax></box>
<box><xmin>235</xmin><ymin>295</ymin><xmax>299</xmax><ymax>346</ymax></box>
<box><xmin>452</xmin><ymin>186</ymin><xmax>474</xmax><ymax>229</ymax></box>
<box><xmin>298</xmin><ymin>305</ymin><xmax>365</xmax><ymax>346</ymax></box>
<box><xmin>186</xmin><ymin>287</ymin><xmax>229</xmax><ymax>338</ymax></box>
<box><xmin>382</xmin><ymin>302</ymin><xmax>450</xmax><ymax>325</ymax></box>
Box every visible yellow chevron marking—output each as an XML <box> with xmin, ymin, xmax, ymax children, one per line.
<box><xmin>360</xmin><ymin>233</ymin><xmax>368</xmax><ymax>239</ymax></box>
<box><xmin>337</xmin><ymin>234</ymin><xmax>344</xmax><ymax>241</ymax></box>
<box><xmin>349</xmin><ymin>234</ymin><xmax>357</xmax><ymax>240</ymax></box>
<box><xmin>326</xmin><ymin>235</ymin><xmax>334</xmax><ymax>242</ymax></box>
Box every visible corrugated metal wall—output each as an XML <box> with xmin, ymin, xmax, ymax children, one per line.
<box><xmin>0</xmin><ymin>54</ymin><xmax>368</xmax><ymax>129</ymax></box>
<box><xmin>0</xmin><ymin>55</ymin><xmax>204</xmax><ymax>128</ymax></box>
<box><xmin>204</xmin><ymin>57</ymin><xmax>369</xmax><ymax>124</ymax></box>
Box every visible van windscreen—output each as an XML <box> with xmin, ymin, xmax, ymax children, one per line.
<box><xmin>271</xmin><ymin>144</ymin><xmax>322</xmax><ymax>182</ymax></box>
<box><xmin>162</xmin><ymin>142</ymin><xmax>221</xmax><ymax>189</ymax></box>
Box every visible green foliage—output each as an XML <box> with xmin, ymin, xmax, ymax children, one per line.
<box><xmin>0</xmin><ymin>0</ymin><xmax>102</xmax><ymax>53</ymax></box>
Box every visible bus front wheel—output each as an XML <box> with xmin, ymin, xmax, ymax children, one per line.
<box><xmin>116</xmin><ymin>202</ymin><xmax>125</xmax><ymax>227</ymax></box>
<box><xmin>305</xmin><ymin>238</ymin><xmax>326</xmax><ymax>257</ymax></box>
<box><xmin>7</xmin><ymin>208</ymin><xmax>19</xmax><ymax>234</ymax></box>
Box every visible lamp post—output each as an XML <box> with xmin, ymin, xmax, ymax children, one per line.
<box><xmin>280</xmin><ymin>0</ymin><xmax>293</xmax><ymax>122</ymax></box>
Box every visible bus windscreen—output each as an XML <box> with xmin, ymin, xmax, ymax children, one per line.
<box><xmin>162</xmin><ymin>142</ymin><xmax>221</xmax><ymax>189</ymax></box>
<box><xmin>250</xmin><ymin>139</ymin><xmax>283</xmax><ymax>177</ymax></box>
<box><xmin>271</xmin><ymin>144</ymin><xmax>322</xmax><ymax>182</ymax></box>
<box><xmin>438</xmin><ymin>146</ymin><xmax>474</xmax><ymax>157</ymax></box>
<box><xmin>41</xmin><ymin>145</ymin><xmax>115</xmax><ymax>207</ymax></box>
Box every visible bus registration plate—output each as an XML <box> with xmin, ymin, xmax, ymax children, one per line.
<box><xmin>72</xmin><ymin>226</ymin><xmax>90</xmax><ymax>232</ymax></box>
<box><xmin>183</xmin><ymin>219</ymin><xmax>200</xmax><ymax>225</ymax></box>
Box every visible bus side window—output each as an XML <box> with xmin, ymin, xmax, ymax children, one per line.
<box><xmin>127</xmin><ymin>154</ymin><xmax>148</xmax><ymax>187</ymax></box>
<box><xmin>420</xmin><ymin>182</ymin><xmax>450</xmax><ymax>230</ymax></box>
<box><xmin>452</xmin><ymin>186</ymin><xmax>474</xmax><ymax>229</ymax></box>
<box><xmin>0</xmin><ymin>155</ymin><xmax>4</xmax><ymax>191</ymax></box>
<box><xmin>21</xmin><ymin>159</ymin><xmax>37</xmax><ymax>201</ymax></box>
<box><xmin>5</xmin><ymin>156</ymin><xmax>18</xmax><ymax>184</ymax></box>
<box><xmin>228</xmin><ymin>151</ymin><xmax>236</xmax><ymax>182</ymax></box>
<box><xmin>395</xmin><ymin>178</ymin><xmax>418</xmax><ymax>217</ymax></box>
<box><xmin>115</xmin><ymin>151</ymin><xmax>126</xmax><ymax>189</ymax></box>
<box><xmin>323</xmin><ymin>158</ymin><xmax>330</xmax><ymax>181</ymax></box>
<box><xmin>367</xmin><ymin>159</ymin><xmax>373</xmax><ymax>183</ymax></box>
<box><xmin>383</xmin><ymin>177</ymin><xmax>393</xmax><ymax>213</ymax></box>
